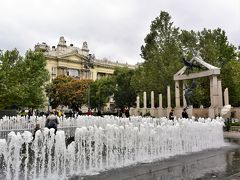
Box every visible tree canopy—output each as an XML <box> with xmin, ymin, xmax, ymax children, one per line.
<box><xmin>132</xmin><ymin>11</ymin><xmax>240</xmax><ymax>108</ymax></box>
<box><xmin>0</xmin><ymin>49</ymin><xmax>49</xmax><ymax>109</ymax></box>
<box><xmin>46</xmin><ymin>75</ymin><xmax>92</xmax><ymax>110</ymax></box>
<box><xmin>89</xmin><ymin>67</ymin><xmax>137</xmax><ymax>110</ymax></box>
<box><xmin>89</xmin><ymin>76</ymin><xmax>115</xmax><ymax>110</ymax></box>
<box><xmin>113</xmin><ymin>67</ymin><xmax>137</xmax><ymax>108</ymax></box>
<box><xmin>133</xmin><ymin>11</ymin><xmax>182</xmax><ymax>107</ymax></box>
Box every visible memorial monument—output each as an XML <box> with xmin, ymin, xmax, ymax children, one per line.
<box><xmin>174</xmin><ymin>54</ymin><xmax>224</xmax><ymax>118</ymax></box>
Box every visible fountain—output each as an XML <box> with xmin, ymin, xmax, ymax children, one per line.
<box><xmin>0</xmin><ymin>116</ymin><xmax>225</xmax><ymax>179</ymax></box>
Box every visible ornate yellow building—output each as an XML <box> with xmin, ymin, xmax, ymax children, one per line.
<box><xmin>35</xmin><ymin>36</ymin><xmax>136</xmax><ymax>111</ymax></box>
<box><xmin>35</xmin><ymin>36</ymin><xmax>136</xmax><ymax>82</ymax></box>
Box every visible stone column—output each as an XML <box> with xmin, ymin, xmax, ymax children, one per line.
<box><xmin>183</xmin><ymin>82</ymin><xmax>187</xmax><ymax>107</ymax></box>
<box><xmin>218</xmin><ymin>80</ymin><xmax>223</xmax><ymax>107</ymax></box>
<box><xmin>150</xmin><ymin>91</ymin><xmax>155</xmax><ymax>116</ymax></box>
<box><xmin>175</xmin><ymin>81</ymin><xmax>180</xmax><ymax>108</ymax></box>
<box><xmin>159</xmin><ymin>94</ymin><xmax>162</xmax><ymax>108</ymax></box>
<box><xmin>212</xmin><ymin>75</ymin><xmax>219</xmax><ymax>107</ymax></box>
<box><xmin>136</xmin><ymin>96</ymin><xmax>140</xmax><ymax>108</ymax></box>
<box><xmin>157</xmin><ymin>93</ymin><xmax>163</xmax><ymax>117</ymax></box>
<box><xmin>209</xmin><ymin>75</ymin><xmax>219</xmax><ymax>118</ymax></box>
<box><xmin>151</xmin><ymin>91</ymin><xmax>154</xmax><ymax>108</ymax></box>
<box><xmin>167</xmin><ymin>86</ymin><xmax>171</xmax><ymax>108</ymax></box>
<box><xmin>210</xmin><ymin>77</ymin><xmax>213</xmax><ymax>106</ymax></box>
<box><xmin>224</xmin><ymin>88</ymin><xmax>229</xmax><ymax>105</ymax></box>
<box><xmin>143</xmin><ymin>91</ymin><xmax>147</xmax><ymax>108</ymax></box>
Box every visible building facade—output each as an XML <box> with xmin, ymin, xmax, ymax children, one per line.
<box><xmin>35</xmin><ymin>36</ymin><xmax>136</xmax><ymax>82</ymax></box>
<box><xmin>35</xmin><ymin>36</ymin><xmax>136</xmax><ymax>111</ymax></box>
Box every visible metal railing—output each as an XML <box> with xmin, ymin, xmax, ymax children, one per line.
<box><xmin>0</xmin><ymin>115</ymin><xmax>79</xmax><ymax>139</ymax></box>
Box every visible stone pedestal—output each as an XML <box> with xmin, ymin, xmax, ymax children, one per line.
<box><xmin>150</xmin><ymin>108</ymin><xmax>156</xmax><ymax>117</ymax></box>
<box><xmin>208</xmin><ymin>107</ymin><xmax>216</xmax><ymax>119</ymax></box>
<box><xmin>140</xmin><ymin>108</ymin><xmax>147</xmax><ymax>116</ymax></box>
<box><xmin>157</xmin><ymin>108</ymin><xmax>164</xmax><ymax>118</ymax></box>
<box><xmin>167</xmin><ymin>107</ymin><xmax>172</xmax><ymax>119</ymax></box>
<box><xmin>129</xmin><ymin>107</ymin><xmax>135</xmax><ymax>116</ymax></box>
<box><xmin>186</xmin><ymin>107</ymin><xmax>193</xmax><ymax>118</ymax></box>
<box><xmin>224</xmin><ymin>88</ymin><xmax>229</xmax><ymax>105</ymax></box>
<box><xmin>174</xmin><ymin>107</ymin><xmax>183</xmax><ymax>118</ymax></box>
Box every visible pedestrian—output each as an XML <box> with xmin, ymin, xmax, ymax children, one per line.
<box><xmin>169</xmin><ymin>109</ymin><xmax>174</xmax><ymax>120</ymax></box>
<box><xmin>182</xmin><ymin>108</ymin><xmax>189</xmax><ymax>119</ymax></box>
<box><xmin>45</xmin><ymin>110</ymin><xmax>59</xmax><ymax>134</ymax></box>
<box><xmin>97</xmin><ymin>109</ymin><xmax>102</xmax><ymax>117</ymax></box>
<box><xmin>87</xmin><ymin>108</ymin><xmax>93</xmax><ymax>116</ymax></box>
<box><xmin>33</xmin><ymin>124</ymin><xmax>41</xmax><ymax>140</ymax></box>
<box><xmin>57</xmin><ymin>110</ymin><xmax>62</xmax><ymax>117</ymax></box>
<box><xmin>121</xmin><ymin>108</ymin><xmax>126</xmax><ymax>118</ymax></box>
<box><xmin>125</xmin><ymin>107</ymin><xmax>130</xmax><ymax>118</ymax></box>
<box><xmin>69</xmin><ymin>109</ymin><xmax>73</xmax><ymax>118</ymax></box>
<box><xmin>35</xmin><ymin>109</ymin><xmax>40</xmax><ymax>116</ymax></box>
<box><xmin>28</xmin><ymin>109</ymin><xmax>33</xmax><ymax>120</ymax></box>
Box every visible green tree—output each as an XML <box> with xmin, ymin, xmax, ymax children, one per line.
<box><xmin>19</xmin><ymin>50</ymin><xmax>50</xmax><ymax>108</ymax></box>
<box><xmin>0</xmin><ymin>49</ymin><xmax>49</xmax><ymax>109</ymax></box>
<box><xmin>89</xmin><ymin>76</ymin><xmax>115</xmax><ymax>109</ymax></box>
<box><xmin>114</xmin><ymin>67</ymin><xmax>136</xmax><ymax>108</ymax></box>
<box><xmin>134</xmin><ymin>11</ymin><xmax>239</xmax><ymax>108</ymax></box>
<box><xmin>190</xmin><ymin>28</ymin><xmax>238</xmax><ymax>107</ymax></box>
<box><xmin>134</xmin><ymin>11</ymin><xmax>182</xmax><ymax>107</ymax></box>
<box><xmin>199</xmin><ymin>28</ymin><xmax>236</xmax><ymax>67</ymax></box>
<box><xmin>0</xmin><ymin>49</ymin><xmax>23</xmax><ymax>109</ymax></box>
<box><xmin>221</xmin><ymin>60</ymin><xmax>240</xmax><ymax>107</ymax></box>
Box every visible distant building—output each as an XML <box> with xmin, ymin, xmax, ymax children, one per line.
<box><xmin>35</xmin><ymin>36</ymin><xmax>137</xmax><ymax>111</ymax></box>
<box><xmin>35</xmin><ymin>36</ymin><xmax>136</xmax><ymax>82</ymax></box>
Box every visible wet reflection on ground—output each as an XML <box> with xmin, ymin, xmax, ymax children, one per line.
<box><xmin>74</xmin><ymin>138</ymin><xmax>240</xmax><ymax>180</ymax></box>
<box><xmin>201</xmin><ymin>138</ymin><xmax>240</xmax><ymax>180</ymax></box>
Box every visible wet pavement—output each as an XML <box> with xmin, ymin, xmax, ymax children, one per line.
<box><xmin>70</xmin><ymin>132</ymin><xmax>240</xmax><ymax>180</ymax></box>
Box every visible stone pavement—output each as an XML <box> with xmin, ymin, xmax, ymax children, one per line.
<box><xmin>70</xmin><ymin>131</ymin><xmax>240</xmax><ymax>180</ymax></box>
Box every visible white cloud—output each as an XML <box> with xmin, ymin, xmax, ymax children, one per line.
<box><xmin>0</xmin><ymin>0</ymin><xmax>239</xmax><ymax>65</ymax></box>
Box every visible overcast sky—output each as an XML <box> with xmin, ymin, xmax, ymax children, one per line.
<box><xmin>0</xmin><ymin>0</ymin><xmax>239</xmax><ymax>64</ymax></box>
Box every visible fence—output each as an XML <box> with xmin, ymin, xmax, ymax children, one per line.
<box><xmin>0</xmin><ymin>115</ymin><xmax>79</xmax><ymax>139</ymax></box>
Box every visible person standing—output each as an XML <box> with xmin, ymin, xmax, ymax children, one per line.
<box><xmin>69</xmin><ymin>109</ymin><xmax>73</xmax><ymax>118</ymax></box>
<box><xmin>125</xmin><ymin>107</ymin><xmax>130</xmax><ymax>118</ymax></box>
<box><xmin>97</xmin><ymin>109</ymin><xmax>102</xmax><ymax>117</ymax></box>
<box><xmin>182</xmin><ymin>108</ymin><xmax>189</xmax><ymax>119</ymax></box>
<box><xmin>45</xmin><ymin>110</ymin><xmax>59</xmax><ymax>134</ymax></box>
<box><xmin>169</xmin><ymin>109</ymin><xmax>174</xmax><ymax>120</ymax></box>
<box><xmin>33</xmin><ymin>124</ymin><xmax>41</xmax><ymax>140</ymax></box>
<box><xmin>87</xmin><ymin>108</ymin><xmax>93</xmax><ymax>116</ymax></box>
<box><xmin>121</xmin><ymin>108</ymin><xmax>126</xmax><ymax>118</ymax></box>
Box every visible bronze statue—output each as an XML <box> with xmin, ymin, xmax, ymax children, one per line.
<box><xmin>180</xmin><ymin>51</ymin><xmax>202</xmax><ymax>74</ymax></box>
<box><xmin>182</xmin><ymin>57</ymin><xmax>202</xmax><ymax>71</ymax></box>
<box><xmin>184</xmin><ymin>80</ymin><xmax>196</xmax><ymax>107</ymax></box>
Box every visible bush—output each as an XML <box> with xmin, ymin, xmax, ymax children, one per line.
<box><xmin>230</xmin><ymin>121</ymin><xmax>240</xmax><ymax>126</ymax></box>
<box><xmin>143</xmin><ymin>112</ymin><xmax>151</xmax><ymax>117</ymax></box>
